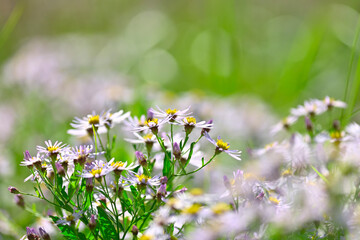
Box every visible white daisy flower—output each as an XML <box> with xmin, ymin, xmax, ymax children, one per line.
<box><xmin>271</xmin><ymin>116</ymin><xmax>298</xmax><ymax>134</ymax></box>
<box><xmin>67</xmin><ymin>111</ymin><xmax>107</xmax><ymax>137</ymax></box>
<box><xmin>108</xmin><ymin>158</ymin><xmax>137</xmax><ymax>175</ymax></box>
<box><xmin>103</xmin><ymin>109</ymin><xmax>130</xmax><ymax>128</ymax></box>
<box><xmin>291</xmin><ymin>99</ymin><xmax>327</xmax><ymax>117</ymax></box>
<box><xmin>176</xmin><ymin>116</ymin><xmax>213</xmax><ymax>135</ymax></box>
<box><xmin>323</xmin><ymin>96</ymin><xmax>347</xmax><ymax>110</ymax></box>
<box><xmin>36</xmin><ymin>140</ymin><xmax>68</xmax><ymax>157</ymax></box>
<box><xmin>150</xmin><ymin>106</ymin><xmax>191</xmax><ymax>121</ymax></box>
<box><xmin>204</xmin><ymin>132</ymin><xmax>241</xmax><ymax>160</ymax></box>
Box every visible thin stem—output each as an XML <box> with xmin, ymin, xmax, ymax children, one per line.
<box><xmin>174</xmin><ymin>154</ymin><xmax>217</xmax><ymax>176</ymax></box>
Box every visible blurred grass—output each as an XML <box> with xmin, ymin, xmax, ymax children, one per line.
<box><xmin>1</xmin><ymin>0</ymin><xmax>360</xmax><ymax>238</ymax></box>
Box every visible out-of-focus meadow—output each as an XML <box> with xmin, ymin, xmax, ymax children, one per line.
<box><xmin>1</xmin><ymin>0</ymin><xmax>360</xmax><ymax>238</ymax></box>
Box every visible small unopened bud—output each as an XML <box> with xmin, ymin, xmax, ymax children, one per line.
<box><xmin>26</xmin><ymin>227</ymin><xmax>40</xmax><ymax>240</ymax></box>
<box><xmin>201</xmin><ymin>119</ymin><xmax>213</xmax><ymax>135</ymax></box>
<box><xmin>8</xmin><ymin>186</ymin><xmax>19</xmax><ymax>194</ymax></box>
<box><xmin>156</xmin><ymin>183</ymin><xmax>167</xmax><ymax>200</ymax></box>
<box><xmin>305</xmin><ymin>116</ymin><xmax>313</xmax><ymax>132</ymax></box>
<box><xmin>135</xmin><ymin>151</ymin><xmax>147</xmax><ymax>167</ymax></box>
<box><xmin>15</xmin><ymin>194</ymin><xmax>25</xmax><ymax>208</ymax></box>
<box><xmin>173</xmin><ymin>142</ymin><xmax>181</xmax><ymax>159</ymax></box>
<box><xmin>147</xmin><ymin>109</ymin><xmax>154</xmax><ymax>121</ymax></box>
<box><xmin>55</xmin><ymin>162</ymin><xmax>65</xmax><ymax>177</ymax></box>
<box><xmin>99</xmin><ymin>195</ymin><xmax>107</xmax><ymax>204</ymax></box>
<box><xmin>333</xmin><ymin>120</ymin><xmax>341</xmax><ymax>131</ymax></box>
<box><xmin>89</xmin><ymin>215</ymin><xmax>97</xmax><ymax>230</ymax></box>
<box><xmin>160</xmin><ymin>176</ymin><xmax>168</xmax><ymax>184</ymax></box>
<box><xmin>131</xmin><ymin>225</ymin><xmax>139</xmax><ymax>236</ymax></box>
<box><xmin>86</xmin><ymin>178</ymin><xmax>94</xmax><ymax>192</ymax></box>
<box><xmin>39</xmin><ymin>227</ymin><xmax>51</xmax><ymax>240</ymax></box>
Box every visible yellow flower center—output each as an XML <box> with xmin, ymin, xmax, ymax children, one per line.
<box><xmin>145</xmin><ymin>118</ymin><xmax>158</xmax><ymax>127</ymax></box>
<box><xmin>66</xmin><ymin>215</ymin><xmax>75</xmax><ymax>221</ymax></box>
<box><xmin>88</xmin><ymin>115</ymin><xmax>100</xmax><ymax>125</ymax></box>
<box><xmin>47</xmin><ymin>146</ymin><xmax>59</xmax><ymax>153</ymax></box>
<box><xmin>269</xmin><ymin>196</ymin><xmax>280</xmax><ymax>205</ymax></box>
<box><xmin>190</xmin><ymin>188</ymin><xmax>203</xmax><ymax>196</ymax></box>
<box><xmin>265</xmin><ymin>142</ymin><xmax>275</xmax><ymax>150</ymax></box>
<box><xmin>111</xmin><ymin>162</ymin><xmax>125</xmax><ymax>169</ymax></box>
<box><xmin>184</xmin><ymin>117</ymin><xmax>196</xmax><ymax>125</ymax></box>
<box><xmin>140</xmin><ymin>235</ymin><xmax>154</xmax><ymax>240</ymax></box>
<box><xmin>166</xmin><ymin>108</ymin><xmax>178</xmax><ymax>115</ymax></box>
<box><xmin>143</xmin><ymin>133</ymin><xmax>154</xmax><ymax>141</ymax></box>
<box><xmin>216</xmin><ymin>139</ymin><xmax>229</xmax><ymax>150</ymax></box>
<box><xmin>90</xmin><ymin>168</ymin><xmax>103</xmax><ymax>177</ymax></box>
<box><xmin>211</xmin><ymin>202</ymin><xmax>231</xmax><ymax>214</ymax></box>
<box><xmin>330</xmin><ymin>131</ymin><xmax>342</xmax><ymax>140</ymax></box>
<box><xmin>136</xmin><ymin>174</ymin><xmax>151</xmax><ymax>183</ymax></box>
<box><xmin>281</xmin><ymin>169</ymin><xmax>293</xmax><ymax>177</ymax></box>
<box><xmin>182</xmin><ymin>203</ymin><xmax>202</xmax><ymax>215</ymax></box>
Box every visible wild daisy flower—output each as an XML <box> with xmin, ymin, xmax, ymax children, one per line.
<box><xmin>67</xmin><ymin>111</ymin><xmax>107</xmax><ymax>137</ymax></box>
<box><xmin>70</xmin><ymin>145</ymin><xmax>95</xmax><ymax>165</ymax></box>
<box><xmin>323</xmin><ymin>96</ymin><xmax>347</xmax><ymax>110</ymax></box>
<box><xmin>36</xmin><ymin>140</ymin><xmax>68</xmax><ymax>158</ymax></box>
<box><xmin>291</xmin><ymin>99</ymin><xmax>327</xmax><ymax>117</ymax></box>
<box><xmin>177</xmin><ymin>116</ymin><xmax>213</xmax><ymax>135</ymax></box>
<box><xmin>133</xmin><ymin>117</ymin><xmax>170</xmax><ymax>135</ymax></box>
<box><xmin>56</xmin><ymin>209</ymin><xmax>83</xmax><ymax>225</ymax></box>
<box><xmin>128</xmin><ymin>168</ymin><xmax>160</xmax><ymax>189</ymax></box>
<box><xmin>150</xmin><ymin>106</ymin><xmax>191</xmax><ymax>121</ymax></box>
<box><xmin>82</xmin><ymin>160</ymin><xmax>111</xmax><ymax>180</ymax></box>
<box><xmin>108</xmin><ymin>158</ymin><xmax>137</xmax><ymax>175</ymax></box>
<box><xmin>124</xmin><ymin>115</ymin><xmax>147</xmax><ymax>131</ymax></box>
<box><xmin>204</xmin><ymin>132</ymin><xmax>241</xmax><ymax>160</ymax></box>
<box><xmin>271</xmin><ymin>116</ymin><xmax>298</xmax><ymax>134</ymax></box>
<box><xmin>20</xmin><ymin>151</ymin><xmax>43</xmax><ymax>169</ymax></box>
<box><xmin>103</xmin><ymin>109</ymin><xmax>130</xmax><ymax>129</ymax></box>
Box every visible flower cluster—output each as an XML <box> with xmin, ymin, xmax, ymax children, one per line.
<box><xmin>12</xmin><ymin>106</ymin><xmax>241</xmax><ymax>239</ymax></box>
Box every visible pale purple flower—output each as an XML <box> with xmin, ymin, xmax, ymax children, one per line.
<box><xmin>36</xmin><ymin>140</ymin><xmax>68</xmax><ymax>157</ymax></box>
<box><xmin>204</xmin><ymin>132</ymin><xmax>241</xmax><ymax>160</ymax></box>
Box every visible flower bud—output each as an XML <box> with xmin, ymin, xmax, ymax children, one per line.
<box><xmin>160</xmin><ymin>176</ymin><xmax>168</xmax><ymax>184</ymax></box>
<box><xmin>8</xmin><ymin>186</ymin><xmax>19</xmax><ymax>194</ymax></box>
<box><xmin>333</xmin><ymin>120</ymin><xmax>340</xmax><ymax>131</ymax></box>
<box><xmin>55</xmin><ymin>162</ymin><xmax>65</xmax><ymax>177</ymax></box>
<box><xmin>173</xmin><ymin>142</ymin><xmax>181</xmax><ymax>160</ymax></box>
<box><xmin>135</xmin><ymin>151</ymin><xmax>147</xmax><ymax>167</ymax></box>
<box><xmin>305</xmin><ymin>116</ymin><xmax>313</xmax><ymax>132</ymax></box>
<box><xmin>131</xmin><ymin>225</ymin><xmax>139</xmax><ymax>236</ymax></box>
<box><xmin>26</xmin><ymin>227</ymin><xmax>40</xmax><ymax>240</ymax></box>
<box><xmin>89</xmin><ymin>215</ymin><xmax>97</xmax><ymax>230</ymax></box>
<box><xmin>86</xmin><ymin>178</ymin><xmax>94</xmax><ymax>192</ymax></box>
<box><xmin>39</xmin><ymin>227</ymin><xmax>51</xmax><ymax>240</ymax></box>
<box><xmin>147</xmin><ymin>109</ymin><xmax>154</xmax><ymax>121</ymax></box>
<box><xmin>15</xmin><ymin>194</ymin><xmax>25</xmax><ymax>208</ymax></box>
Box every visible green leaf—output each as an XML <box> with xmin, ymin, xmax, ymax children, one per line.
<box><xmin>34</xmin><ymin>187</ymin><xmax>40</xmax><ymax>198</ymax></box>
<box><xmin>185</xmin><ymin>142</ymin><xmax>196</xmax><ymax>168</ymax></box>
<box><xmin>50</xmin><ymin>216</ymin><xmax>82</xmax><ymax>240</ymax></box>
<box><xmin>97</xmin><ymin>207</ymin><xmax>117</xmax><ymax>240</ymax></box>
<box><xmin>130</xmin><ymin>185</ymin><xmax>139</xmax><ymax>198</ymax></box>
<box><xmin>82</xmin><ymin>192</ymin><xmax>92</xmax><ymax>211</ymax></box>
<box><xmin>163</xmin><ymin>151</ymin><xmax>172</xmax><ymax>178</ymax></box>
<box><xmin>68</xmin><ymin>164</ymin><xmax>83</xmax><ymax>198</ymax></box>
